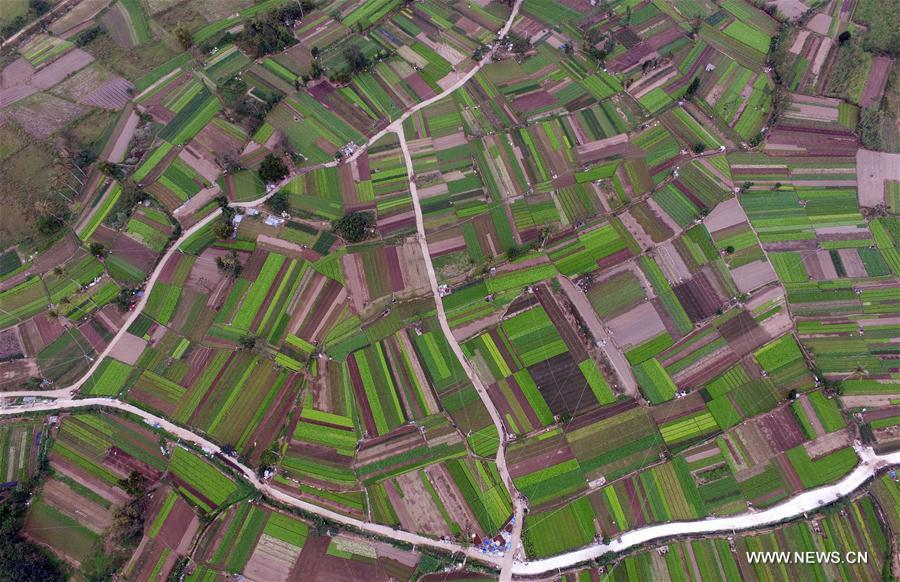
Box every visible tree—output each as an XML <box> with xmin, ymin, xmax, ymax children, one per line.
<box><xmin>115</xmin><ymin>288</ymin><xmax>134</xmax><ymax>311</ymax></box>
<box><xmin>89</xmin><ymin>242</ymin><xmax>106</xmax><ymax>258</ymax></box>
<box><xmin>506</xmin><ymin>33</ymin><xmax>531</xmax><ymax>58</ymax></box>
<box><xmin>344</xmin><ymin>44</ymin><xmax>369</xmax><ymax>73</ymax></box>
<box><xmin>838</xmin><ymin>30</ymin><xmax>851</xmax><ymax>44</ymax></box>
<box><xmin>97</xmin><ymin>161</ymin><xmax>122</xmax><ymax>179</ymax></box>
<box><xmin>35</xmin><ymin>201</ymin><xmax>68</xmax><ymax>235</ymax></box>
<box><xmin>266</xmin><ymin>190</ymin><xmax>289</xmax><ymax>214</ymax></box>
<box><xmin>174</xmin><ymin>25</ymin><xmax>193</xmax><ymax>49</ymax></box>
<box><xmin>72</xmin><ymin>26</ymin><xmax>104</xmax><ymax>47</ymax></box>
<box><xmin>212</xmin><ymin>220</ymin><xmax>233</xmax><ymax>239</ymax></box>
<box><xmin>692</xmin><ymin>142</ymin><xmax>705</xmax><ymax>154</ymax></box>
<box><xmin>310</xmin><ymin>60</ymin><xmax>324</xmax><ymax>79</ymax></box>
<box><xmin>259</xmin><ymin>153</ymin><xmax>289</xmax><ymax>184</ymax></box>
<box><xmin>332</xmin><ymin>211</ymin><xmax>375</xmax><ymax>243</ymax></box>
<box><xmin>311</xmin><ymin>45</ymin><xmax>320</xmax><ymax>59</ymax></box>
<box><xmin>684</xmin><ymin>77</ymin><xmax>700</xmax><ymax>100</ymax></box>
<box><xmin>215</xmin><ymin>251</ymin><xmax>243</xmax><ymax>278</ymax></box>
<box><xmin>238</xmin><ymin>334</ymin><xmax>257</xmax><ymax>350</ymax></box>
<box><xmin>28</xmin><ymin>0</ymin><xmax>50</xmax><ymax>15</ymax></box>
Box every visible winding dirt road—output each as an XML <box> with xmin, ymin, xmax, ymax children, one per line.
<box><xmin>398</xmin><ymin>128</ymin><xmax>525</xmax><ymax>581</ymax></box>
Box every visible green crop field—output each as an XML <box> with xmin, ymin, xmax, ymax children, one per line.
<box><xmin>168</xmin><ymin>447</ymin><xmax>239</xmax><ymax>511</ymax></box>
<box><xmin>3</xmin><ymin>0</ymin><xmax>897</xmax><ymax>572</ymax></box>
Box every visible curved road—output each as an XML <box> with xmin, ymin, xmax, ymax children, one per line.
<box><xmin>2</xmin><ymin>399</ymin><xmax>898</xmax><ymax>578</ymax></box>
<box><xmin>0</xmin><ymin>398</ymin><xmax>503</xmax><ymax>568</ymax></box>
<box><xmin>514</xmin><ymin>444</ymin><xmax>900</xmax><ymax>576</ymax></box>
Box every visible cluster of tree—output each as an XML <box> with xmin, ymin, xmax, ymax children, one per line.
<box><xmin>89</xmin><ymin>242</ymin><xmax>107</xmax><ymax>258</ymax></box>
<box><xmin>105</xmin><ymin>180</ymin><xmax>145</xmax><ymax>230</ymax></box>
<box><xmin>332</xmin><ymin>211</ymin><xmax>375</xmax><ymax>243</ymax></box>
<box><xmin>174</xmin><ymin>25</ymin><xmax>192</xmax><ymax>50</ymax></box>
<box><xmin>215</xmin><ymin>250</ymin><xmax>243</xmax><ymax>278</ymax></box>
<box><xmin>34</xmin><ymin>196</ymin><xmax>70</xmax><ymax>237</ymax></box>
<box><xmin>344</xmin><ymin>45</ymin><xmax>369</xmax><ymax>74</ymax></box>
<box><xmin>583</xmin><ymin>27</ymin><xmax>615</xmax><ymax>65</ymax></box>
<box><xmin>1</xmin><ymin>0</ymin><xmax>51</xmax><ymax>38</ymax></box>
<box><xmin>300</xmin><ymin>46</ymin><xmax>325</xmax><ymax>83</ymax></box>
<box><xmin>258</xmin><ymin>153</ymin><xmax>289</xmax><ymax>184</ymax></box>
<box><xmin>220</xmin><ymin>77</ymin><xmax>281</xmax><ymax>130</ymax></box>
<box><xmin>683</xmin><ymin>77</ymin><xmax>700</xmax><ymax>100</ymax></box>
<box><xmin>640</xmin><ymin>57</ymin><xmax>660</xmax><ymax>74</ymax></box>
<box><xmin>0</xmin><ymin>466</ymin><xmax>65</xmax><ymax>581</ymax></box>
<box><xmin>212</xmin><ymin>196</ymin><xmax>237</xmax><ymax>239</ymax></box>
<box><xmin>237</xmin><ymin>3</ymin><xmax>313</xmax><ymax>58</ymax></box>
<box><xmin>72</xmin><ymin>25</ymin><xmax>105</xmax><ymax>47</ymax></box>
<box><xmin>505</xmin><ymin>33</ymin><xmax>532</xmax><ymax>59</ymax></box>
<box><xmin>265</xmin><ymin>190</ymin><xmax>290</xmax><ymax>215</ymax></box>
<box><xmin>506</xmin><ymin>235</ymin><xmax>544</xmax><ymax>260</ymax></box>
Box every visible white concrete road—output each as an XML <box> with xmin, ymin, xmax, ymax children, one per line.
<box><xmin>513</xmin><ymin>444</ymin><xmax>900</xmax><ymax>576</ymax></box>
<box><xmin>3</xmin><ymin>399</ymin><xmax>897</xmax><ymax>578</ymax></box>
<box><xmin>0</xmin><ymin>397</ymin><xmax>504</xmax><ymax>567</ymax></box>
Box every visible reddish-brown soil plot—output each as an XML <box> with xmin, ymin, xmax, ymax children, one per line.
<box><xmin>527</xmin><ymin>351</ymin><xmax>597</xmax><ymax>417</ymax></box>
<box><xmin>19</xmin><ymin>314</ymin><xmax>65</xmax><ymax>355</ymax></box>
<box><xmin>759</xmin><ymin>406</ymin><xmax>806</xmax><ymax>454</ymax></box>
<box><xmin>110</xmin><ymin>234</ymin><xmax>157</xmax><ymax>275</ymax></box>
<box><xmin>673</xmin><ymin>272</ymin><xmax>724</xmax><ymax>322</ymax></box>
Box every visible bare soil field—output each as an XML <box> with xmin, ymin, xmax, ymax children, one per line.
<box><xmin>49</xmin><ymin>0</ymin><xmax>111</xmax><ymax>37</ymax></box>
<box><xmin>1</xmin><ymin>50</ymin><xmax>94</xmax><ymax>108</ymax></box>
<box><xmin>856</xmin><ymin>149</ymin><xmax>900</xmax><ymax>207</ymax></box>
<box><xmin>41</xmin><ymin>478</ymin><xmax>112</xmax><ymax>533</ymax></box>
<box><xmin>770</xmin><ymin>0</ymin><xmax>809</xmax><ymax>20</ymax></box>
<box><xmin>0</xmin><ymin>358</ymin><xmax>37</xmax><ymax>390</ymax></box>
<box><xmin>49</xmin><ymin>455</ymin><xmax>130</xmax><ymax>505</ymax></box>
<box><xmin>19</xmin><ymin>313</ymin><xmax>66</xmax><ymax>355</ymax></box>
<box><xmin>426</xmin><ymin>463</ymin><xmax>484</xmax><ymax>537</ymax></box>
<box><xmin>244</xmin><ymin>534</ymin><xmax>302</xmax><ymax>581</ymax></box>
<box><xmin>804</xmin><ymin>429</ymin><xmax>851</xmax><ymax>458</ymax></box>
<box><xmin>806</xmin><ymin>13</ymin><xmax>831</xmax><ymax>35</ymax></box>
<box><xmin>608</xmin><ymin>302</ymin><xmax>666</xmax><ymax>347</ymax></box>
<box><xmin>731</xmin><ymin>259</ymin><xmax>778</xmax><ymax>293</ymax></box>
<box><xmin>9</xmin><ymin>92</ymin><xmax>88</xmax><ymax>138</ymax></box>
<box><xmin>0</xmin><ymin>327</ymin><xmax>23</xmax><ymax>359</ymax></box>
<box><xmin>101</xmin><ymin>105</ymin><xmax>138</xmax><ymax>162</ymax></box>
<box><xmin>395</xmin><ymin>471</ymin><xmax>453</xmax><ymax>537</ymax></box>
